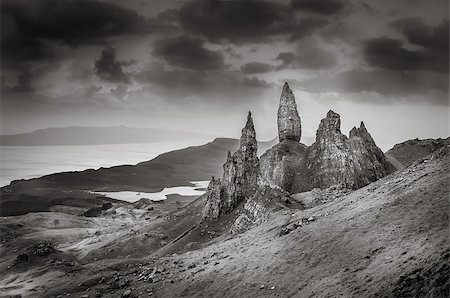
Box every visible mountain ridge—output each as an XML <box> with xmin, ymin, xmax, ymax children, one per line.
<box><xmin>0</xmin><ymin>126</ymin><xmax>214</xmax><ymax>146</ymax></box>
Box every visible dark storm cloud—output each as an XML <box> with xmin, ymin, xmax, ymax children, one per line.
<box><xmin>152</xmin><ymin>36</ymin><xmax>227</xmax><ymax>70</ymax></box>
<box><xmin>241</xmin><ymin>62</ymin><xmax>275</xmax><ymax>74</ymax></box>
<box><xmin>393</xmin><ymin>18</ymin><xmax>449</xmax><ymax>53</ymax></box>
<box><xmin>1</xmin><ymin>0</ymin><xmax>176</xmax><ymax>74</ymax></box>
<box><xmin>298</xmin><ymin>68</ymin><xmax>449</xmax><ymax>105</ymax></box>
<box><xmin>178</xmin><ymin>0</ymin><xmax>326</xmax><ymax>44</ymax></box>
<box><xmin>1</xmin><ymin>0</ymin><xmax>174</xmax><ymax>46</ymax></box>
<box><xmin>0</xmin><ymin>34</ymin><xmax>57</xmax><ymax>70</ymax></box>
<box><xmin>136</xmin><ymin>63</ymin><xmax>272</xmax><ymax>101</ymax></box>
<box><xmin>291</xmin><ymin>0</ymin><xmax>344</xmax><ymax>15</ymax></box>
<box><xmin>362</xmin><ymin>37</ymin><xmax>448</xmax><ymax>73</ymax></box>
<box><xmin>94</xmin><ymin>46</ymin><xmax>132</xmax><ymax>84</ymax></box>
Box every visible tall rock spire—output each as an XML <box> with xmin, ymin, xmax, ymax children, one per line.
<box><xmin>277</xmin><ymin>83</ymin><xmax>301</xmax><ymax>142</ymax></box>
<box><xmin>239</xmin><ymin>111</ymin><xmax>257</xmax><ymax>156</ymax></box>
<box><xmin>202</xmin><ymin>112</ymin><xmax>260</xmax><ymax>220</ymax></box>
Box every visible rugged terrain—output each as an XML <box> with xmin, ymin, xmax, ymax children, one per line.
<box><xmin>1</xmin><ymin>143</ymin><xmax>448</xmax><ymax>297</ymax></box>
<box><xmin>385</xmin><ymin>137</ymin><xmax>450</xmax><ymax>169</ymax></box>
<box><xmin>0</xmin><ymin>138</ymin><xmax>276</xmax><ymax>216</ymax></box>
<box><xmin>0</xmin><ymin>83</ymin><xmax>448</xmax><ymax>297</ymax></box>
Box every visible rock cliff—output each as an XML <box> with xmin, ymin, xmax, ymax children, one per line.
<box><xmin>202</xmin><ymin>83</ymin><xmax>392</xmax><ymax>223</ymax></box>
<box><xmin>202</xmin><ymin>112</ymin><xmax>259</xmax><ymax>220</ymax></box>
<box><xmin>307</xmin><ymin>111</ymin><xmax>391</xmax><ymax>189</ymax></box>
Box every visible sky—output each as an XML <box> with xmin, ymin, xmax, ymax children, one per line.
<box><xmin>1</xmin><ymin>0</ymin><xmax>449</xmax><ymax>150</ymax></box>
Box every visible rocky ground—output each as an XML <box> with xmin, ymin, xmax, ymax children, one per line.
<box><xmin>1</xmin><ymin>145</ymin><xmax>448</xmax><ymax>297</ymax></box>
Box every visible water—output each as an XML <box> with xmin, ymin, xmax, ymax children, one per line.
<box><xmin>92</xmin><ymin>181</ymin><xmax>210</xmax><ymax>203</ymax></box>
<box><xmin>0</xmin><ymin>139</ymin><xmax>211</xmax><ymax>187</ymax></box>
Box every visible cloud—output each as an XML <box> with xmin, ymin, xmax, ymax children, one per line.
<box><xmin>152</xmin><ymin>36</ymin><xmax>227</xmax><ymax>70</ymax></box>
<box><xmin>1</xmin><ymin>72</ymin><xmax>34</xmax><ymax>94</ymax></box>
<box><xmin>178</xmin><ymin>0</ymin><xmax>325</xmax><ymax>44</ymax></box>
<box><xmin>291</xmin><ymin>0</ymin><xmax>344</xmax><ymax>15</ymax></box>
<box><xmin>241</xmin><ymin>62</ymin><xmax>274</xmax><ymax>74</ymax></box>
<box><xmin>393</xmin><ymin>18</ymin><xmax>449</xmax><ymax>53</ymax></box>
<box><xmin>362</xmin><ymin>37</ymin><xmax>448</xmax><ymax>73</ymax></box>
<box><xmin>275</xmin><ymin>43</ymin><xmax>336</xmax><ymax>69</ymax></box>
<box><xmin>1</xmin><ymin>0</ymin><xmax>174</xmax><ymax>47</ymax></box>
<box><xmin>297</xmin><ymin>68</ymin><xmax>448</xmax><ymax>105</ymax></box>
<box><xmin>136</xmin><ymin>63</ymin><xmax>272</xmax><ymax>102</ymax></box>
<box><xmin>94</xmin><ymin>46</ymin><xmax>132</xmax><ymax>84</ymax></box>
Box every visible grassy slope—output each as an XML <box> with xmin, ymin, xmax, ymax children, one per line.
<box><xmin>152</xmin><ymin>146</ymin><xmax>449</xmax><ymax>297</ymax></box>
<box><xmin>385</xmin><ymin>137</ymin><xmax>449</xmax><ymax>169</ymax></box>
<box><xmin>2</xmin><ymin>145</ymin><xmax>447</xmax><ymax>297</ymax></box>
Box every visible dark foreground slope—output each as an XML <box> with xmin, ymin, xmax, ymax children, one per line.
<box><xmin>150</xmin><ymin>145</ymin><xmax>449</xmax><ymax>298</ymax></box>
<box><xmin>1</xmin><ymin>145</ymin><xmax>447</xmax><ymax>297</ymax></box>
<box><xmin>1</xmin><ymin>138</ymin><xmax>276</xmax><ymax>216</ymax></box>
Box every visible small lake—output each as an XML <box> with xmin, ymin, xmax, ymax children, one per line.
<box><xmin>92</xmin><ymin>181</ymin><xmax>210</xmax><ymax>203</ymax></box>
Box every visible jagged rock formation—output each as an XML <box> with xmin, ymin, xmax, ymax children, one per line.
<box><xmin>307</xmin><ymin>111</ymin><xmax>391</xmax><ymax>189</ymax></box>
<box><xmin>277</xmin><ymin>83</ymin><xmax>301</xmax><ymax>142</ymax></box>
<box><xmin>202</xmin><ymin>83</ymin><xmax>391</xmax><ymax>224</ymax></box>
<box><xmin>202</xmin><ymin>112</ymin><xmax>259</xmax><ymax>220</ymax></box>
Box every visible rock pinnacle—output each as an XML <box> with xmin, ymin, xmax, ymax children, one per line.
<box><xmin>277</xmin><ymin>83</ymin><xmax>301</xmax><ymax>142</ymax></box>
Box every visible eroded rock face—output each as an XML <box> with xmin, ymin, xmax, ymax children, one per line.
<box><xmin>260</xmin><ymin>140</ymin><xmax>308</xmax><ymax>192</ymax></box>
<box><xmin>307</xmin><ymin>111</ymin><xmax>390</xmax><ymax>189</ymax></box>
<box><xmin>201</xmin><ymin>177</ymin><xmax>224</xmax><ymax>220</ymax></box>
<box><xmin>202</xmin><ymin>112</ymin><xmax>259</xmax><ymax>220</ymax></box>
<box><xmin>278</xmin><ymin>83</ymin><xmax>301</xmax><ymax>142</ymax></box>
<box><xmin>231</xmin><ymin>185</ymin><xmax>299</xmax><ymax>234</ymax></box>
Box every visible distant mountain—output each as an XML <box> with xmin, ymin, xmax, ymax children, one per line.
<box><xmin>0</xmin><ymin>126</ymin><xmax>213</xmax><ymax>146</ymax></box>
<box><xmin>385</xmin><ymin>137</ymin><xmax>450</xmax><ymax>170</ymax></box>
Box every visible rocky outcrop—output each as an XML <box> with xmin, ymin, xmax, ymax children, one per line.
<box><xmin>260</xmin><ymin>140</ymin><xmax>308</xmax><ymax>192</ymax></box>
<box><xmin>202</xmin><ymin>112</ymin><xmax>259</xmax><ymax>220</ymax></box>
<box><xmin>231</xmin><ymin>185</ymin><xmax>301</xmax><ymax>234</ymax></box>
<box><xmin>307</xmin><ymin>111</ymin><xmax>390</xmax><ymax>189</ymax></box>
<box><xmin>203</xmin><ymin>84</ymin><xmax>392</xmax><ymax>224</ymax></box>
<box><xmin>278</xmin><ymin>83</ymin><xmax>301</xmax><ymax>142</ymax></box>
<box><xmin>261</xmin><ymin>83</ymin><xmax>307</xmax><ymax>192</ymax></box>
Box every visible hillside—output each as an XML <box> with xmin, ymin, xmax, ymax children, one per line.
<box><xmin>0</xmin><ymin>145</ymin><xmax>447</xmax><ymax>297</ymax></box>
<box><xmin>385</xmin><ymin>137</ymin><xmax>449</xmax><ymax>169</ymax></box>
<box><xmin>0</xmin><ymin>126</ymin><xmax>212</xmax><ymax>146</ymax></box>
<box><xmin>0</xmin><ymin>138</ymin><xmax>277</xmax><ymax>216</ymax></box>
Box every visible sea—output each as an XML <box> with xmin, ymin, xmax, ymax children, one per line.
<box><xmin>0</xmin><ymin>139</ymin><xmax>211</xmax><ymax>189</ymax></box>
